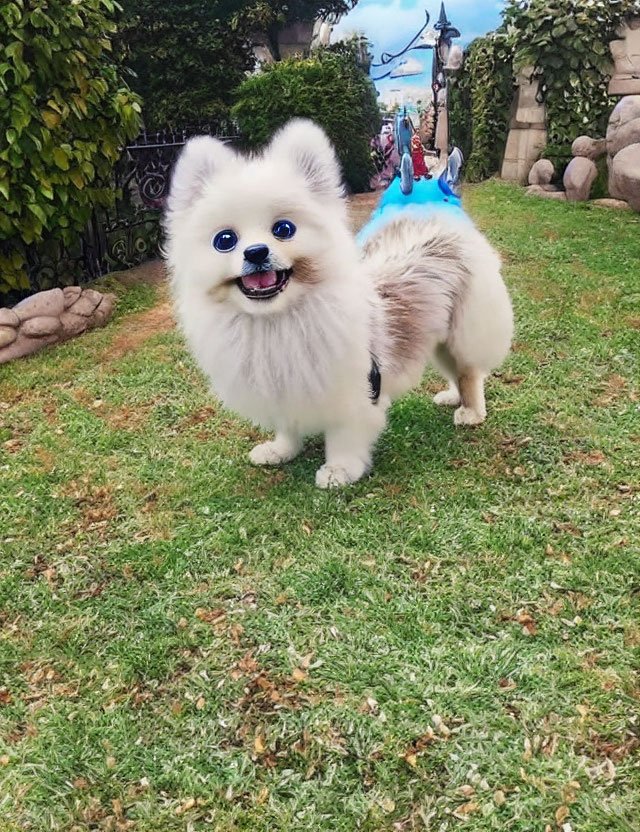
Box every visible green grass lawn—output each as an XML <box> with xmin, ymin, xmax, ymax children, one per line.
<box><xmin>1</xmin><ymin>181</ymin><xmax>639</xmax><ymax>831</ymax></box>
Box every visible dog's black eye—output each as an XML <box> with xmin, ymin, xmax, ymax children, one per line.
<box><xmin>212</xmin><ymin>229</ymin><xmax>238</xmax><ymax>252</ymax></box>
<box><xmin>272</xmin><ymin>220</ymin><xmax>296</xmax><ymax>240</ymax></box>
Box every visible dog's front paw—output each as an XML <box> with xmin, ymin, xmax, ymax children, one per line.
<box><xmin>454</xmin><ymin>406</ymin><xmax>486</xmax><ymax>426</ymax></box>
<box><xmin>433</xmin><ymin>388</ymin><xmax>461</xmax><ymax>407</ymax></box>
<box><xmin>315</xmin><ymin>461</ymin><xmax>366</xmax><ymax>489</ymax></box>
<box><xmin>249</xmin><ymin>441</ymin><xmax>292</xmax><ymax>466</ymax></box>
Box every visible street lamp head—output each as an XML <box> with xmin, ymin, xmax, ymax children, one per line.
<box><xmin>418</xmin><ymin>29</ymin><xmax>438</xmax><ymax>48</ymax></box>
<box><xmin>434</xmin><ymin>2</ymin><xmax>450</xmax><ymax>30</ymax></box>
<box><xmin>434</xmin><ymin>2</ymin><xmax>460</xmax><ymax>41</ymax></box>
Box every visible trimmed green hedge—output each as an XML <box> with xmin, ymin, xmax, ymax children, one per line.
<box><xmin>0</xmin><ymin>0</ymin><xmax>141</xmax><ymax>294</ymax></box>
<box><xmin>232</xmin><ymin>49</ymin><xmax>381</xmax><ymax>193</ymax></box>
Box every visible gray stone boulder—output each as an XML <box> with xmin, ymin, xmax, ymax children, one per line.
<box><xmin>0</xmin><ymin>326</ymin><xmax>17</xmax><ymax>347</ymax></box>
<box><xmin>528</xmin><ymin>159</ymin><xmax>555</xmax><ymax>185</ymax></box>
<box><xmin>21</xmin><ymin>316</ymin><xmax>62</xmax><ymax>338</ymax></box>
<box><xmin>608</xmin><ymin>118</ymin><xmax>640</xmax><ymax>158</ymax></box>
<box><xmin>0</xmin><ymin>286</ymin><xmax>116</xmax><ymax>364</ymax></box>
<box><xmin>607</xmin><ymin>96</ymin><xmax>640</xmax><ymax>210</ymax></box>
<box><xmin>571</xmin><ymin>136</ymin><xmax>607</xmax><ymax>159</ymax></box>
<box><xmin>68</xmin><ymin>289</ymin><xmax>102</xmax><ymax>317</ymax></box>
<box><xmin>525</xmin><ymin>185</ymin><xmax>567</xmax><ymax>200</ymax></box>
<box><xmin>0</xmin><ymin>308</ymin><xmax>19</xmax><ymax>327</ymax></box>
<box><xmin>590</xmin><ymin>197</ymin><xmax>632</xmax><ymax>210</ymax></box>
<box><xmin>60</xmin><ymin>312</ymin><xmax>89</xmax><ymax>338</ymax></box>
<box><xmin>63</xmin><ymin>286</ymin><xmax>82</xmax><ymax>307</ymax></box>
<box><xmin>14</xmin><ymin>287</ymin><xmax>65</xmax><ymax>322</ymax></box>
<box><xmin>607</xmin><ymin>96</ymin><xmax>640</xmax><ymax>155</ymax></box>
<box><xmin>611</xmin><ymin>143</ymin><xmax>640</xmax><ymax>211</ymax></box>
<box><xmin>0</xmin><ymin>332</ymin><xmax>59</xmax><ymax>362</ymax></box>
<box><xmin>563</xmin><ymin>156</ymin><xmax>598</xmax><ymax>201</ymax></box>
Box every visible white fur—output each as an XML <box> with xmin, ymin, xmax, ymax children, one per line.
<box><xmin>165</xmin><ymin>120</ymin><xmax>513</xmax><ymax>487</ymax></box>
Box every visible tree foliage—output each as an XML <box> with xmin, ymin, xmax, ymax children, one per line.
<box><xmin>117</xmin><ymin>0</ymin><xmax>256</xmax><ymax>129</ymax></box>
<box><xmin>0</xmin><ymin>0</ymin><xmax>141</xmax><ymax>293</ymax></box>
<box><xmin>232</xmin><ymin>48</ymin><xmax>380</xmax><ymax>193</ymax></box>
<box><xmin>240</xmin><ymin>1</ymin><xmax>357</xmax><ymax>59</ymax></box>
<box><xmin>117</xmin><ymin>1</ymin><xmax>359</xmax><ymax>127</ymax></box>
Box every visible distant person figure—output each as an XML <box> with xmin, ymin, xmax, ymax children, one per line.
<box><xmin>380</xmin><ymin>132</ymin><xmax>399</xmax><ymax>186</ymax></box>
<box><xmin>411</xmin><ymin>133</ymin><xmax>430</xmax><ymax>180</ymax></box>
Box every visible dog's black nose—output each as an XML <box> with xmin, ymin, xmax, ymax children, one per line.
<box><xmin>243</xmin><ymin>244</ymin><xmax>269</xmax><ymax>265</ymax></box>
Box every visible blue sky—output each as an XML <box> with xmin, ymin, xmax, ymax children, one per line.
<box><xmin>333</xmin><ymin>0</ymin><xmax>505</xmax><ymax>101</ymax></box>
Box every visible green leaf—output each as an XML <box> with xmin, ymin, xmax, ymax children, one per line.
<box><xmin>52</xmin><ymin>147</ymin><xmax>70</xmax><ymax>170</ymax></box>
<box><xmin>27</xmin><ymin>202</ymin><xmax>47</xmax><ymax>224</ymax></box>
<box><xmin>69</xmin><ymin>168</ymin><xmax>84</xmax><ymax>189</ymax></box>
<box><xmin>41</xmin><ymin>109</ymin><xmax>61</xmax><ymax>129</ymax></box>
<box><xmin>11</xmin><ymin>108</ymin><xmax>30</xmax><ymax>131</ymax></box>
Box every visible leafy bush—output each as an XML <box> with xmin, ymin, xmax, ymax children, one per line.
<box><xmin>232</xmin><ymin>49</ymin><xmax>381</xmax><ymax>193</ymax></box>
<box><xmin>0</xmin><ymin>0</ymin><xmax>141</xmax><ymax>294</ymax></box>
<box><xmin>116</xmin><ymin>1</ymin><xmax>359</xmax><ymax>127</ymax></box>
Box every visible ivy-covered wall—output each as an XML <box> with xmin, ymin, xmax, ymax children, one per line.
<box><xmin>450</xmin><ymin>0</ymin><xmax>640</xmax><ymax>181</ymax></box>
<box><xmin>449</xmin><ymin>33</ymin><xmax>513</xmax><ymax>183</ymax></box>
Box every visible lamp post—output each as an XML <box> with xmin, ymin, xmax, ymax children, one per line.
<box><xmin>371</xmin><ymin>3</ymin><xmax>460</xmax><ymax>163</ymax></box>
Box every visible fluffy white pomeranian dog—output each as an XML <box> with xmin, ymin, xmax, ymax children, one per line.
<box><xmin>165</xmin><ymin>120</ymin><xmax>513</xmax><ymax>488</ymax></box>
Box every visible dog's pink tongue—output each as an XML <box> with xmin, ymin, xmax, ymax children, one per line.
<box><xmin>242</xmin><ymin>271</ymin><xmax>277</xmax><ymax>290</ymax></box>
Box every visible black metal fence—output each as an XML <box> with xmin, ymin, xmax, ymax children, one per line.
<box><xmin>25</xmin><ymin>123</ymin><xmax>239</xmax><ymax>289</ymax></box>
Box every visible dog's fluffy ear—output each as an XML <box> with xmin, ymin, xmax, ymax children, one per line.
<box><xmin>268</xmin><ymin>119</ymin><xmax>344</xmax><ymax>201</ymax></box>
<box><xmin>167</xmin><ymin>136</ymin><xmax>234</xmax><ymax>213</ymax></box>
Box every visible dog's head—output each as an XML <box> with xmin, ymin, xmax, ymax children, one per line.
<box><xmin>165</xmin><ymin>120</ymin><xmax>353</xmax><ymax>315</ymax></box>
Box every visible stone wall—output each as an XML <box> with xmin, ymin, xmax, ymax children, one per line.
<box><xmin>500</xmin><ymin>66</ymin><xmax>547</xmax><ymax>184</ymax></box>
<box><xmin>609</xmin><ymin>18</ymin><xmax>640</xmax><ymax>96</ymax></box>
<box><xmin>502</xmin><ymin>16</ymin><xmax>640</xmax><ymax>191</ymax></box>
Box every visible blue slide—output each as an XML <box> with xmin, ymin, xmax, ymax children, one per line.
<box><xmin>357</xmin><ymin>170</ymin><xmax>468</xmax><ymax>246</ymax></box>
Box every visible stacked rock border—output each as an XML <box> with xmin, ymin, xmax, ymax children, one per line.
<box><xmin>525</xmin><ymin>94</ymin><xmax>640</xmax><ymax>211</ymax></box>
<box><xmin>0</xmin><ymin>287</ymin><xmax>115</xmax><ymax>364</ymax></box>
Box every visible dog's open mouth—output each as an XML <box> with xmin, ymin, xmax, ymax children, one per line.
<box><xmin>236</xmin><ymin>269</ymin><xmax>292</xmax><ymax>300</ymax></box>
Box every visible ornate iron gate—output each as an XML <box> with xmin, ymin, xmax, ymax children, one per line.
<box><xmin>25</xmin><ymin>123</ymin><xmax>239</xmax><ymax>289</ymax></box>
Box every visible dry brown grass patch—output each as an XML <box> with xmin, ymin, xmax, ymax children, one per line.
<box><xmin>101</xmin><ymin>299</ymin><xmax>175</xmax><ymax>362</ymax></box>
<box><xmin>594</xmin><ymin>373</ymin><xmax>637</xmax><ymax>406</ymax></box>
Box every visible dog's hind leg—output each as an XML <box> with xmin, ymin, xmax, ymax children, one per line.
<box><xmin>454</xmin><ymin>369</ymin><xmax>486</xmax><ymax>426</ymax></box>
<box><xmin>432</xmin><ymin>344</ymin><xmax>461</xmax><ymax>407</ymax></box>
<box><xmin>249</xmin><ymin>431</ymin><xmax>303</xmax><ymax>466</ymax></box>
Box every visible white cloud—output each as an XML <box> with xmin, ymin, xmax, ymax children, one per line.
<box><xmin>390</xmin><ymin>56</ymin><xmax>425</xmax><ymax>77</ymax></box>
